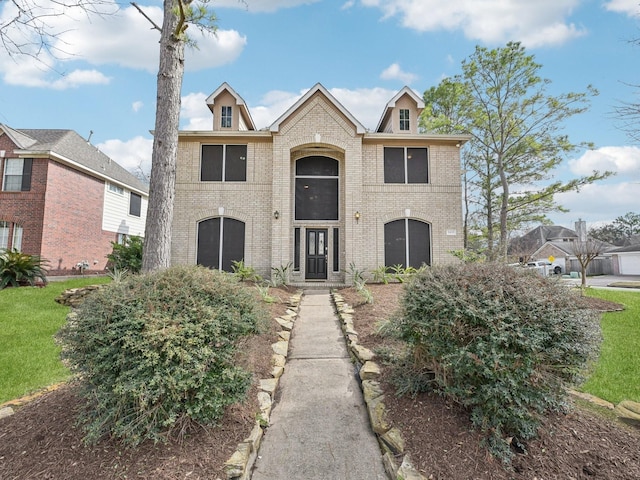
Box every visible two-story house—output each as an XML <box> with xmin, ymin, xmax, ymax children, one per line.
<box><xmin>0</xmin><ymin>125</ymin><xmax>148</xmax><ymax>275</ymax></box>
<box><xmin>171</xmin><ymin>83</ymin><xmax>467</xmax><ymax>285</ymax></box>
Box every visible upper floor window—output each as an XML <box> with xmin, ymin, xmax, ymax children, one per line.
<box><xmin>201</xmin><ymin>144</ymin><xmax>247</xmax><ymax>182</ymax></box>
<box><xmin>383</xmin><ymin>147</ymin><xmax>428</xmax><ymax>184</ymax></box>
<box><xmin>129</xmin><ymin>192</ymin><xmax>142</xmax><ymax>217</ymax></box>
<box><xmin>108</xmin><ymin>183</ymin><xmax>124</xmax><ymax>195</ymax></box>
<box><xmin>399</xmin><ymin>109</ymin><xmax>410</xmax><ymax>131</ymax></box>
<box><xmin>221</xmin><ymin>106</ymin><xmax>232</xmax><ymax>128</ymax></box>
<box><xmin>295</xmin><ymin>156</ymin><xmax>339</xmax><ymax>221</ymax></box>
<box><xmin>2</xmin><ymin>158</ymin><xmax>32</xmax><ymax>192</ymax></box>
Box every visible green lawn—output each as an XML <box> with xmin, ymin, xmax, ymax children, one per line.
<box><xmin>0</xmin><ymin>277</ymin><xmax>110</xmax><ymax>404</ymax></box>
<box><xmin>581</xmin><ymin>288</ymin><xmax>640</xmax><ymax>404</ymax></box>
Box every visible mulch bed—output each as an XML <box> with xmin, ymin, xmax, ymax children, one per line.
<box><xmin>340</xmin><ymin>283</ymin><xmax>640</xmax><ymax>480</ymax></box>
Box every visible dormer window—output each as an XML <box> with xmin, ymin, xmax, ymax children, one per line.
<box><xmin>221</xmin><ymin>106</ymin><xmax>232</xmax><ymax>128</ymax></box>
<box><xmin>399</xmin><ymin>109</ymin><xmax>410</xmax><ymax>131</ymax></box>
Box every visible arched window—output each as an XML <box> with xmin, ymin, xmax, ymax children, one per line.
<box><xmin>295</xmin><ymin>156</ymin><xmax>339</xmax><ymax>221</ymax></box>
<box><xmin>384</xmin><ymin>219</ymin><xmax>431</xmax><ymax>268</ymax></box>
<box><xmin>197</xmin><ymin>217</ymin><xmax>245</xmax><ymax>271</ymax></box>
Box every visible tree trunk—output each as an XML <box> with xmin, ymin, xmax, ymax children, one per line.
<box><xmin>142</xmin><ymin>2</ymin><xmax>185</xmax><ymax>272</ymax></box>
<box><xmin>497</xmin><ymin>154</ymin><xmax>509</xmax><ymax>260</ymax></box>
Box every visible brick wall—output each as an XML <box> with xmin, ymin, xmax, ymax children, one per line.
<box><xmin>41</xmin><ymin>160</ymin><xmax>114</xmax><ymax>274</ymax></box>
<box><xmin>172</xmin><ymin>90</ymin><xmax>464</xmax><ymax>283</ymax></box>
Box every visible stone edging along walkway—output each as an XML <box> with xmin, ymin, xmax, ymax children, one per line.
<box><xmin>331</xmin><ymin>292</ymin><xmax>428</xmax><ymax>480</ymax></box>
<box><xmin>222</xmin><ymin>291</ymin><xmax>303</xmax><ymax>480</ymax></box>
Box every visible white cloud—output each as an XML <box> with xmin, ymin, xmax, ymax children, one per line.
<box><xmin>132</xmin><ymin>101</ymin><xmax>144</xmax><ymax>113</ymax></box>
<box><xmin>547</xmin><ymin>145</ymin><xmax>640</xmax><ymax>226</ymax></box>
<box><xmin>181</xmin><ymin>92</ymin><xmax>212</xmax><ymax>130</ymax></box>
<box><xmin>604</xmin><ymin>0</ymin><xmax>640</xmax><ymax>16</ymax></box>
<box><xmin>212</xmin><ymin>0</ymin><xmax>320</xmax><ymax>13</ymax></box>
<box><xmin>568</xmin><ymin>146</ymin><xmax>640</xmax><ymax>177</ymax></box>
<box><xmin>98</xmin><ymin>136</ymin><xmax>153</xmax><ymax>178</ymax></box>
<box><xmin>552</xmin><ymin>181</ymin><xmax>640</xmax><ymax>226</ymax></box>
<box><xmin>0</xmin><ymin>1</ymin><xmax>247</xmax><ymax>88</ymax></box>
<box><xmin>361</xmin><ymin>0</ymin><xmax>587</xmax><ymax>47</ymax></box>
<box><xmin>380</xmin><ymin>63</ymin><xmax>418</xmax><ymax>85</ymax></box>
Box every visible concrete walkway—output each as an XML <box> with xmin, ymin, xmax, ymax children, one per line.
<box><xmin>251</xmin><ymin>290</ymin><xmax>387</xmax><ymax>480</ymax></box>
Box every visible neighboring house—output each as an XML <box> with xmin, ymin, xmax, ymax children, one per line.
<box><xmin>0</xmin><ymin>125</ymin><xmax>148</xmax><ymax>275</ymax></box>
<box><xmin>609</xmin><ymin>243</ymin><xmax>640</xmax><ymax>275</ymax></box>
<box><xmin>171</xmin><ymin>83</ymin><xmax>468</xmax><ymax>285</ymax></box>
<box><xmin>512</xmin><ymin>221</ymin><xmax>615</xmax><ymax>275</ymax></box>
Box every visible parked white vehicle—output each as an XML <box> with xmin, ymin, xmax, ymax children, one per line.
<box><xmin>526</xmin><ymin>260</ymin><xmax>563</xmax><ymax>275</ymax></box>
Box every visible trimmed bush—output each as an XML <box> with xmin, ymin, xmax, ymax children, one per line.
<box><xmin>56</xmin><ymin>265</ymin><xmax>266</xmax><ymax>446</ymax></box>
<box><xmin>106</xmin><ymin>235</ymin><xmax>143</xmax><ymax>273</ymax></box>
<box><xmin>0</xmin><ymin>249</ymin><xmax>48</xmax><ymax>288</ymax></box>
<box><xmin>387</xmin><ymin>262</ymin><xmax>601</xmax><ymax>461</ymax></box>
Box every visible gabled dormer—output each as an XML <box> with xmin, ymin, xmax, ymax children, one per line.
<box><xmin>375</xmin><ymin>86</ymin><xmax>425</xmax><ymax>134</ymax></box>
<box><xmin>206</xmin><ymin>82</ymin><xmax>256</xmax><ymax>132</ymax></box>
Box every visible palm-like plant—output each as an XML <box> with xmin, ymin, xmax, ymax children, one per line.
<box><xmin>0</xmin><ymin>249</ymin><xmax>49</xmax><ymax>288</ymax></box>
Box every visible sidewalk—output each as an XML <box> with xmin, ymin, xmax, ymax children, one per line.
<box><xmin>251</xmin><ymin>290</ymin><xmax>387</xmax><ymax>480</ymax></box>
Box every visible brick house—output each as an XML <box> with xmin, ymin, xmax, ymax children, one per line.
<box><xmin>0</xmin><ymin>125</ymin><xmax>148</xmax><ymax>275</ymax></box>
<box><xmin>172</xmin><ymin>83</ymin><xmax>467</xmax><ymax>285</ymax></box>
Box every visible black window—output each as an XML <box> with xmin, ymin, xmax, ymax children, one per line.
<box><xmin>294</xmin><ymin>228</ymin><xmax>301</xmax><ymax>271</ymax></box>
<box><xmin>197</xmin><ymin>217</ymin><xmax>245</xmax><ymax>272</ymax></box>
<box><xmin>383</xmin><ymin>147</ymin><xmax>428</xmax><ymax>184</ymax></box>
<box><xmin>333</xmin><ymin>227</ymin><xmax>339</xmax><ymax>272</ymax></box>
<box><xmin>384</xmin><ymin>219</ymin><xmax>431</xmax><ymax>268</ymax></box>
<box><xmin>201</xmin><ymin>145</ymin><xmax>247</xmax><ymax>182</ymax></box>
<box><xmin>295</xmin><ymin>156</ymin><xmax>339</xmax><ymax>221</ymax></box>
<box><xmin>129</xmin><ymin>192</ymin><xmax>142</xmax><ymax>217</ymax></box>
<box><xmin>2</xmin><ymin>158</ymin><xmax>32</xmax><ymax>192</ymax></box>
<box><xmin>400</xmin><ymin>109</ymin><xmax>410</xmax><ymax>131</ymax></box>
<box><xmin>221</xmin><ymin>106</ymin><xmax>232</xmax><ymax>128</ymax></box>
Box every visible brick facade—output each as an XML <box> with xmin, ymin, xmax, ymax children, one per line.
<box><xmin>0</xmin><ymin>127</ymin><xmax>147</xmax><ymax>276</ymax></box>
<box><xmin>172</xmin><ymin>84</ymin><xmax>468</xmax><ymax>285</ymax></box>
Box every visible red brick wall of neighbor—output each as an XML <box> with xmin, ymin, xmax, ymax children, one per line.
<box><xmin>41</xmin><ymin>160</ymin><xmax>115</xmax><ymax>275</ymax></box>
<box><xmin>0</xmin><ymin>140</ymin><xmax>47</xmax><ymax>255</ymax></box>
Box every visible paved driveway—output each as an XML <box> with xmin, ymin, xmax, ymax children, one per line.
<box><xmin>563</xmin><ymin>274</ymin><xmax>640</xmax><ymax>289</ymax></box>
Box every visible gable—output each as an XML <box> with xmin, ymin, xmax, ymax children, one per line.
<box><xmin>270</xmin><ymin>84</ymin><xmax>366</xmax><ymax>134</ymax></box>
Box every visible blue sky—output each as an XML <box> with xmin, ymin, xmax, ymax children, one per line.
<box><xmin>1</xmin><ymin>0</ymin><xmax>639</xmax><ymax>229</ymax></box>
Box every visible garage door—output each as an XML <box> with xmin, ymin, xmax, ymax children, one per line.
<box><xmin>619</xmin><ymin>253</ymin><xmax>640</xmax><ymax>275</ymax></box>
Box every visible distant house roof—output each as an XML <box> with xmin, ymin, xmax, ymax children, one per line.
<box><xmin>609</xmin><ymin>244</ymin><xmax>640</xmax><ymax>253</ymax></box>
<box><xmin>509</xmin><ymin>225</ymin><xmax>578</xmax><ymax>255</ymax></box>
<box><xmin>2</xmin><ymin>125</ymin><xmax>148</xmax><ymax>194</ymax></box>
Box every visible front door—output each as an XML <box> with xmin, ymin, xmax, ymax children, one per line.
<box><xmin>306</xmin><ymin>229</ymin><xmax>327</xmax><ymax>280</ymax></box>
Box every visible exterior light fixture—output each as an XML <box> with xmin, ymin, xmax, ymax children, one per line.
<box><xmin>274</xmin><ymin>210</ymin><xmax>280</xmax><ymax>220</ymax></box>
<box><xmin>354</xmin><ymin>211</ymin><xmax>361</xmax><ymax>223</ymax></box>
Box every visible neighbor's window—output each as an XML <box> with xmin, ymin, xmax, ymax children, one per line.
<box><xmin>221</xmin><ymin>106</ymin><xmax>232</xmax><ymax>128</ymax></box>
<box><xmin>108</xmin><ymin>183</ymin><xmax>124</xmax><ymax>195</ymax></box>
<box><xmin>0</xmin><ymin>221</ymin><xmax>22</xmax><ymax>251</ymax></box>
<box><xmin>399</xmin><ymin>109</ymin><xmax>410</xmax><ymax>131</ymax></box>
<box><xmin>383</xmin><ymin>147</ymin><xmax>428</xmax><ymax>184</ymax></box>
<box><xmin>201</xmin><ymin>144</ymin><xmax>247</xmax><ymax>182</ymax></box>
<box><xmin>0</xmin><ymin>221</ymin><xmax>9</xmax><ymax>249</ymax></box>
<box><xmin>129</xmin><ymin>192</ymin><xmax>142</xmax><ymax>217</ymax></box>
<box><xmin>2</xmin><ymin>158</ymin><xmax>32</xmax><ymax>192</ymax></box>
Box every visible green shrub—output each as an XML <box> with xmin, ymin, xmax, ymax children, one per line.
<box><xmin>56</xmin><ymin>265</ymin><xmax>266</xmax><ymax>446</ymax></box>
<box><xmin>0</xmin><ymin>249</ymin><xmax>48</xmax><ymax>288</ymax></box>
<box><xmin>387</xmin><ymin>262</ymin><xmax>601</xmax><ymax>462</ymax></box>
<box><xmin>270</xmin><ymin>262</ymin><xmax>292</xmax><ymax>287</ymax></box>
<box><xmin>106</xmin><ymin>235</ymin><xmax>143</xmax><ymax>274</ymax></box>
<box><xmin>232</xmin><ymin>259</ymin><xmax>262</xmax><ymax>282</ymax></box>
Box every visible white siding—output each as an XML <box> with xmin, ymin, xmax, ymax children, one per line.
<box><xmin>102</xmin><ymin>183</ymin><xmax>148</xmax><ymax>237</ymax></box>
